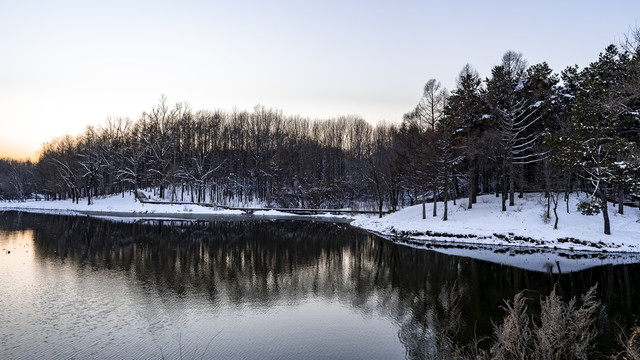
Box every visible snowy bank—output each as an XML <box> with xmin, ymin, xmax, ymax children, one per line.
<box><xmin>0</xmin><ymin>193</ymin><xmax>234</xmax><ymax>215</ymax></box>
<box><xmin>353</xmin><ymin>193</ymin><xmax>640</xmax><ymax>253</ymax></box>
<box><xmin>0</xmin><ymin>193</ymin><xmax>351</xmax><ymax>223</ymax></box>
<box><xmin>3</xmin><ymin>192</ymin><xmax>640</xmax><ymax>273</ymax></box>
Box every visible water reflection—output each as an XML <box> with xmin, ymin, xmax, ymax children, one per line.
<box><xmin>1</xmin><ymin>211</ymin><xmax>639</xmax><ymax>358</ymax></box>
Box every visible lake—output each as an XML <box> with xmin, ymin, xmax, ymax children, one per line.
<box><xmin>1</xmin><ymin>211</ymin><xmax>639</xmax><ymax>359</ymax></box>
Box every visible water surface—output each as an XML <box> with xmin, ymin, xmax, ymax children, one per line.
<box><xmin>1</xmin><ymin>212</ymin><xmax>639</xmax><ymax>359</ymax></box>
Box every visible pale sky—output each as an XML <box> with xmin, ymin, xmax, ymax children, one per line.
<box><xmin>1</xmin><ymin>0</ymin><xmax>639</xmax><ymax>160</ymax></box>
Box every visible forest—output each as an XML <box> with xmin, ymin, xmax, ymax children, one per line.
<box><xmin>1</xmin><ymin>32</ymin><xmax>639</xmax><ymax>235</ymax></box>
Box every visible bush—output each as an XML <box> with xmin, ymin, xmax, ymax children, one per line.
<box><xmin>614</xmin><ymin>325</ymin><xmax>640</xmax><ymax>360</ymax></box>
<box><xmin>578</xmin><ymin>198</ymin><xmax>602</xmax><ymax>216</ymax></box>
<box><xmin>434</xmin><ymin>285</ymin><xmax>601</xmax><ymax>360</ymax></box>
<box><xmin>490</xmin><ymin>285</ymin><xmax>599</xmax><ymax>360</ymax></box>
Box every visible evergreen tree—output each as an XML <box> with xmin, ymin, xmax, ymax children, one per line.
<box><xmin>549</xmin><ymin>45</ymin><xmax>640</xmax><ymax>235</ymax></box>
<box><xmin>446</xmin><ymin>64</ymin><xmax>485</xmax><ymax>209</ymax></box>
<box><xmin>487</xmin><ymin>51</ymin><xmax>546</xmax><ymax>211</ymax></box>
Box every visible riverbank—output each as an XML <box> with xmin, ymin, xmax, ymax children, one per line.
<box><xmin>2</xmin><ymin>192</ymin><xmax>640</xmax><ymax>273</ymax></box>
<box><xmin>352</xmin><ymin>192</ymin><xmax>640</xmax><ymax>253</ymax></box>
<box><xmin>2</xmin><ymin>192</ymin><xmax>639</xmax><ymax>253</ymax></box>
<box><xmin>0</xmin><ymin>193</ymin><xmax>351</xmax><ymax>223</ymax></box>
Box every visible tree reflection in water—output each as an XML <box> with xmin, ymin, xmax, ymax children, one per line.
<box><xmin>2</xmin><ymin>211</ymin><xmax>639</xmax><ymax>358</ymax></box>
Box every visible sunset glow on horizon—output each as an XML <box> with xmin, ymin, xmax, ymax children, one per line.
<box><xmin>2</xmin><ymin>0</ymin><xmax>639</xmax><ymax>160</ymax></box>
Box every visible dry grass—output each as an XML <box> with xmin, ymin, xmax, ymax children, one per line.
<box><xmin>532</xmin><ymin>285</ymin><xmax>599</xmax><ymax>360</ymax></box>
<box><xmin>613</xmin><ymin>325</ymin><xmax>640</xmax><ymax>360</ymax></box>
<box><xmin>434</xmin><ymin>282</ymin><xmax>465</xmax><ymax>359</ymax></box>
<box><xmin>490</xmin><ymin>285</ymin><xmax>599</xmax><ymax>360</ymax></box>
<box><xmin>490</xmin><ymin>291</ymin><xmax>532</xmax><ymax>360</ymax></box>
<box><xmin>434</xmin><ymin>284</ymin><xmax>601</xmax><ymax>360</ymax></box>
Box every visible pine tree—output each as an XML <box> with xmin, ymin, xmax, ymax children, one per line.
<box><xmin>550</xmin><ymin>45</ymin><xmax>640</xmax><ymax>235</ymax></box>
<box><xmin>487</xmin><ymin>51</ymin><xmax>546</xmax><ymax>211</ymax></box>
<box><xmin>446</xmin><ymin>64</ymin><xmax>485</xmax><ymax>209</ymax></box>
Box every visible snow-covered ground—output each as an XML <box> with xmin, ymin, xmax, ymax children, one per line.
<box><xmin>350</xmin><ymin>192</ymin><xmax>640</xmax><ymax>273</ymax></box>
<box><xmin>352</xmin><ymin>192</ymin><xmax>640</xmax><ymax>253</ymax></box>
<box><xmin>0</xmin><ymin>192</ymin><xmax>244</xmax><ymax>216</ymax></box>
<box><xmin>0</xmin><ymin>193</ymin><xmax>351</xmax><ymax>223</ymax></box>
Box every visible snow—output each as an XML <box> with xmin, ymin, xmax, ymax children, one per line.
<box><xmin>350</xmin><ymin>193</ymin><xmax>640</xmax><ymax>272</ymax></box>
<box><xmin>0</xmin><ymin>193</ymin><xmax>229</xmax><ymax>215</ymax></box>
<box><xmin>312</xmin><ymin>212</ymin><xmax>351</xmax><ymax>219</ymax></box>
<box><xmin>0</xmin><ymin>193</ymin><xmax>350</xmax><ymax>223</ymax></box>
<box><xmin>352</xmin><ymin>193</ymin><xmax>640</xmax><ymax>253</ymax></box>
<box><xmin>252</xmin><ymin>209</ymin><xmax>295</xmax><ymax>217</ymax></box>
<box><xmin>614</xmin><ymin>161</ymin><xmax>628</xmax><ymax>169</ymax></box>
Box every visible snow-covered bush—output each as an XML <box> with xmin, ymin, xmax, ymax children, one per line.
<box><xmin>577</xmin><ymin>198</ymin><xmax>602</xmax><ymax>216</ymax></box>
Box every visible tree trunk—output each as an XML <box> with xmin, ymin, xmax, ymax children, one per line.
<box><xmin>618</xmin><ymin>187</ymin><xmax>624</xmax><ymax>215</ymax></box>
<box><xmin>502</xmin><ymin>162</ymin><xmax>507</xmax><ymax>212</ymax></box>
<box><xmin>453</xmin><ymin>176</ymin><xmax>458</xmax><ymax>206</ymax></box>
<box><xmin>422</xmin><ymin>195</ymin><xmax>426</xmax><ymax>220</ymax></box>
<box><xmin>468</xmin><ymin>169</ymin><xmax>473</xmax><ymax>209</ymax></box>
<box><xmin>509</xmin><ymin>158</ymin><xmax>515</xmax><ymax>206</ymax></box>
<box><xmin>443</xmin><ymin>172</ymin><xmax>449</xmax><ymax>221</ymax></box>
<box><xmin>389</xmin><ymin>187</ymin><xmax>398</xmax><ymax>212</ymax></box>
<box><xmin>87</xmin><ymin>175</ymin><xmax>93</xmax><ymax>205</ymax></box>
<box><xmin>544</xmin><ymin>158</ymin><xmax>550</xmax><ymax>198</ymax></box>
<box><xmin>468</xmin><ymin>158</ymin><xmax>477</xmax><ymax>209</ymax></box>
<box><xmin>432</xmin><ymin>185</ymin><xmax>437</xmax><ymax>217</ymax></box>
<box><xmin>565</xmin><ymin>174</ymin><xmax>570</xmax><ymax>214</ymax></box>
<box><xmin>552</xmin><ymin>194</ymin><xmax>559</xmax><ymax>230</ymax></box>
<box><xmin>598</xmin><ymin>187</ymin><xmax>611</xmax><ymax>235</ymax></box>
<box><xmin>472</xmin><ymin>159</ymin><xmax>478</xmax><ymax>204</ymax></box>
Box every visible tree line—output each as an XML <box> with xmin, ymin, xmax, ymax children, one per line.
<box><xmin>5</xmin><ymin>101</ymin><xmax>393</xmax><ymax>210</ymax></box>
<box><xmin>398</xmin><ymin>33</ymin><xmax>640</xmax><ymax>234</ymax></box>
<box><xmin>2</xmin><ymin>30</ymin><xmax>639</xmax><ymax>234</ymax></box>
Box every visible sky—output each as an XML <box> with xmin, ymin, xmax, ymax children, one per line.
<box><xmin>1</xmin><ymin>0</ymin><xmax>639</xmax><ymax>160</ymax></box>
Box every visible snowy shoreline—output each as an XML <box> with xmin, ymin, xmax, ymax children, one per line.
<box><xmin>1</xmin><ymin>192</ymin><xmax>639</xmax><ymax>252</ymax></box>
<box><xmin>352</xmin><ymin>193</ymin><xmax>640</xmax><ymax>253</ymax></box>
<box><xmin>0</xmin><ymin>193</ymin><xmax>352</xmax><ymax>224</ymax></box>
<box><xmin>2</xmin><ymin>192</ymin><xmax>640</xmax><ymax>273</ymax></box>
<box><xmin>350</xmin><ymin>193</ymin><xmax>640</xmax><ymax>273</ymax></box>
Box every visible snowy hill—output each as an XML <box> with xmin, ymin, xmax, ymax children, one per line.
<box><xmin>353</xmin><ymin>193</ymin><xmax>640</xmax><ymax>253</ymax></box>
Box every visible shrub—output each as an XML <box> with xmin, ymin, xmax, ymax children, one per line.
<box><xmin>490</xmin><ymin>285</ymin><xmax>599</xmax><ymax>360</ymax></box>
<box><xmin>434</xmin><ymin>284</ymin><xmax>601</xmax><ymax>360</ymax></box>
